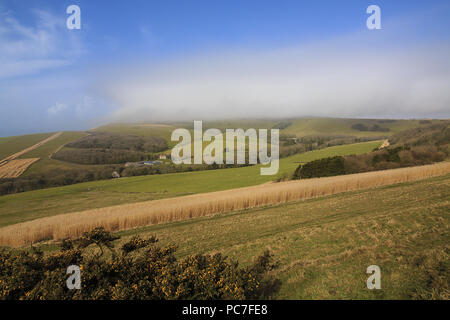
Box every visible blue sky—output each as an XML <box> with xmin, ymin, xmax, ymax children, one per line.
<box><xmin>0</xmin><ymin>0</ymin><xmax>449</xmax><ymax>136</ymax></box>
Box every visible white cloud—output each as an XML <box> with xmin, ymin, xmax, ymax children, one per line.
<box><xmin>0</xmin><ymin>59</ymin><xmax>69</xmax><ymax>78</ymax></box>
<box><xmin>0</xmin><ymin>9</ymin><xmax>85</xmax><ymax>79</ymax></box>
<box><xmin>101</xmin><ymin>36</ymin><xmax>450</xmax><ymax>121</ymax></box>
<box><xmin>47</xmin><ymin>102</ymin><xmax>68</xmax><ymax>116</ymax></box>
<box><xmin>75</xmin><ymin>96</ymin><xmax>95</xmax><ymax>116</ymax></box>
<box><xmin>97</xmin><ymin>5</ymin><xmax>450</xmax><ymax>121</ymax></box>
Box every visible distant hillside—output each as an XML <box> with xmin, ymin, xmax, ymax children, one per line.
<box><xmin>281</xmin><ymin>118</ymin><xmax>443</xmax><ymax>137</ymax></box>
<box><xmin>93</xmin><ymin>118</ymin><xmax>441</xmax><ymax>139</ymax></box>
<box><xmin>292</xmin><ymin>120</ymin><xmax>450</xmax><ymax>179</ymax></box>
<box><xmin>91</xmin><ymin>123</ymin><xmax>177</xmax><ymax>145</ymax></box>
<box><xmin>0</xmin><ymin>132</ymin><xmax>54</xmax><ymax>160</ymax></box>
<box><xmin>0</xmin><ymin>117</ymin><xmax>443</xmax><ymax>196</ymax></box>
<box><xmin>0</xmin><ymin>141</ymin><xmax>381</xmax><ymax>227</ymax></box>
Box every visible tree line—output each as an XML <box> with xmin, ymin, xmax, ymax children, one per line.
<box><xmin>293</xmin><ymin>122</ymin><xmax>449</xmax><ymax>179</ymax></box>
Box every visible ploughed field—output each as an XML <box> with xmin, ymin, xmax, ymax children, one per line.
<box><xmin>0</xmin><ymin>158</ymin><xmax>40</xmax><ymax>179</ymax></box>
<box><xmin>0</xmin><ymin>132</ymin><xmax>63</xmax><ymax>179</ymax></box>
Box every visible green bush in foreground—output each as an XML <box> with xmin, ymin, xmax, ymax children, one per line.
<box><xmin>0</xmin><ymin>228</ymin><xmax>279</xmax><ymax>300</ymax></box>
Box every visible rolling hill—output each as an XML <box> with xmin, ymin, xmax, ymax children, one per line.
<box><xmin>0</xmin><ymin>118</ymin><xmax>448</xmax><ymax>300</ymax></box>
<box><xmin>112</xmin><ymin>173</ymin><xmax>450</xmax><ymax>299</ymax></box>
<box><xmin>0</xmin><ymin>132</ymin><xmax>55</xmax><ymax>160</ymax></box>
<box><xmin>0</xmin><ymin>140</ymin><xmax>381</xmax><ymax>228</ymax></box>
<box><xmin>0</xmin><ymin>117</ymin><xmax>439</xmax><ymax>181</ymax></box>
<box><xmin>22</xmin><ymin>171</ymin><xmax>450</xmax><ymax>299</ymax></box>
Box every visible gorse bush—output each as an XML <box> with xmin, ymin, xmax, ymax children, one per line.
<box><xmin>0</xmin><ymin>227</ymin><xmax>279</xmax><ymax>300</ymax></box>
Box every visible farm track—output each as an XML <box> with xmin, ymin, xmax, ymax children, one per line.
<box><xmin>0</xmin><ymin>132</ymin><xmax>63</xmax><ymax>164</ymax></box>
<box><xmin>0</xmin><ymin>132</ymin><xmax>63</xmax><ymax>179</ymax></box>
<box><xmin>1</xmin><ymin>161</ymin><xmax>449</xmax><ymax>246</ymax></box>
<box><xmin>48</xmin><ymin>132</ymin><xmax>90</xmax><ymax>160</ymax></box>
<box><xmin>378</xmin><ymin>139</ymin><xmax>390</xmax><ymax>149</ymax></box>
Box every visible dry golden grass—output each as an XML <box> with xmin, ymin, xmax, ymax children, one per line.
<box><xmin>1</xmin><ymin>162</ymin><xmax>449</xmax><ymax>246</ymax></box>
<box><xmin>0</xmin><ymin>132</ymin><xmax>62</xmax><ymax>163</ymax></box>
<box><xmin>0</xmin><ymin>158</ymin><xmax>40</xmax><ymax>179</ymax></box>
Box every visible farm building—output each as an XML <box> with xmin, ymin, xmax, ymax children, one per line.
<box><xmin>111</xmin><ymin>171</ymin><xmax>120</xmax><ymax>178</ymax></box>
<box><xmin>125</xmin><ymin>161</ymin><xmax>162</xmax><ymax>167</ymax></box>
<box><xmin>144</xmin><ymin>161</ymin><xmax>162</xmax><ymax>165</ymax></box>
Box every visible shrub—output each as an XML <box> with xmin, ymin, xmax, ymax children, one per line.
<box><xmin>343</xmin><ymin>156</ymin><xmax>367</xmax><ymax>174</ymax></box>
<box><xmin>293</xmin><ymin>156</ymin><xmax>345</xmax><ymax>179</ymax></box>
<box><xmin>0</xmin><ymin>228</ymin><xmax>279</xmax><ymax>300</ymax></box>
<box><xmin>292</xmin><ymin>122</ymin><xmax>449</xmax><ymax>180</ymax></box>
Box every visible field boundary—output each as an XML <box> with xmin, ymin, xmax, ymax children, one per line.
<box><xmin>0</xmin><ymin>132</ymin><xmax>63</xmax><ymax>165</ymax></box>
<box><xmin>0</xmin><ymin>161</ymin><xmax>449</xmax><ymax>246</ymax></box>
<box><xmin>0</xmin><ymin>158</ymin><xmax>40</xmax><ymax>179</ymax></box>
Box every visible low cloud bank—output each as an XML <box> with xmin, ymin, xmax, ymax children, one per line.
<box><xmin>102</xmin><ymin>34</ymin><xmax>450</xmax><ymax>121</ymax></box>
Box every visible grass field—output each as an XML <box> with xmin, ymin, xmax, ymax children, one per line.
<box><xmin>94</xmin><ymin>118</ymin><xmax>441</xmax><ymax>141</ymax></box>
<box><xmin>1</xmin><ymin>161</ymin><xmax>447</xmax><ymax>246</ymax></box>
<box><xmin>92</xmin><ymin>123</ymin><xmax>178</xmax><ymax>147</ymax></box>
<box><xmin>92</xmin><ymin>123</ymin><xmax>177</xmax><ymax>137</ymax></box>
<box><xmin>0</xmin><ymin>141</ymin><xmax>381</xmax><ymax>228</ymax></box>
<box><xmin>282</xmin><ymin>118</ymin><xmax>441</xmax><ymax>137</ymax></box>
<box><xmin>19</xmin><ymin>131</ymin><xmax>90</xmax><ymax>176</ymax></box>
<box><xmin>0</xmin><ymin>132</ymin><xmax>54</xmax><ymax>160</ymax></box>
<box><xmin>26</xmin><ymin>171</ymin><xmax>450</xmax><ymax>299</ymax></box>
<box><xmin>106</xmin><ymin>173</ymin><xmax>449</xmax><ymax>299</ymax></box>
<box><xmin>0</xmin><ymin>118</ymin><xmax>435</xmax><ymax>176</ymax></box>
<box><xmin>0</xmin><ymin>137</ymin><xmax>14</xmax><ymax>145</ymax></box>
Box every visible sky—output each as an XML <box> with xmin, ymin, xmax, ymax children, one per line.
<box><xmin>0</xmin><ymin>0</ymin><xmax>449</xmax><ymax>136</ymax></box>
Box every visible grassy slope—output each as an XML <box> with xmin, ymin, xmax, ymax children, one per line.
<box><xmin>282</xmin><ymin>118</ymin><xmax>439</xmax><ymax>137</ymax></box>
<box><xmin>0</xmin><ymin>137</ymin><xmax>14</xmax><ymax>144</ymax></box>
<box><xmin>0</xmin><ymin>132</ymin><xmax>54</xmax><ymax>160</ymax></box>
<box><xmin>0</xmin><ymin>141</ymin><xmax>381</xmax><ymax>227</ymax></box>
<box><xmin>109</xmin><ymin>173</ymin><xmax>450</xmax><ymax>299</ymax></box>
<box><xmin>19</xmin><ymin>131</ymin><xmax>90</xmax><ymax>175</ymax></box>
<box><xmin>92</xmin><ymin>123</ymin><xmax>178</xmax><ymax>148</ymax></box>
<box><xmin>93</xmin><ymin>118</ymin><xmax>436</xmax><ymax>141</ymax></box>
<box><xmin>0</xmin><ymin>118</ymin><xmax>435</xmax><ymax>163</ymax></box>
<box><xmin>92</xmin><ymin>123</ymin><xmax>177</xmax><ymax>137</ymax></box>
